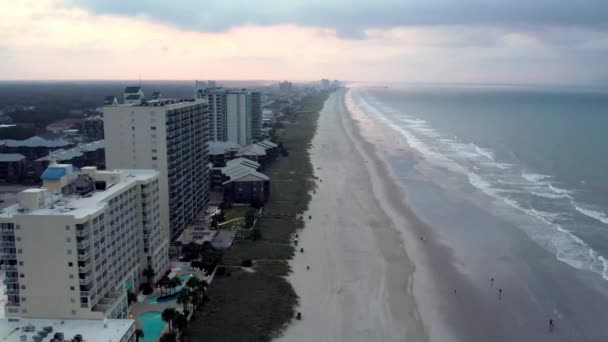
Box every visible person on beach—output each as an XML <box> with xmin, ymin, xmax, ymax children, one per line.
<box><xmin>499</xmin><ymin>288</ymin><xmax>502</xmax><ymax>299</ymax></box>
<box><xmin>491</xmin><ymin>278</ymin><xmax>494</xmax><ymax>286</ymax></box>
<box><xmin>549</xmin><ymin>319</ymin><xmax>554</xmax><ymax>332</ymax></box>
<box><xmin>307</xmin><ymin>265</ymin><xmax>310</xmax><ymax>270</ymax></box>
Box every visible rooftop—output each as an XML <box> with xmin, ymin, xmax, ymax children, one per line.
<box><xmin>208</xmin><ymin>141</ymin><xmax>242</xmax><ymax>155</ymax></box>
<box><xmin>0</xmin><ymin>168</ymin><xmax>158</xmax><ymax>219</ymax></box>
<box><xmin>124</xmin><ymin>86</ymin><xmax>141</xmax><ymax>94</ymax></box>
<box><xmin>0</xmin><ymin>153</ymin><xmax>26</xmax><ymax>162</ymax></box>
<box><xmin>235</xmin><ymin>144</ymin><xmax>267</xmax><ymax>157</ymax></box>
<box><xmin>35</xmin><ymin>140</ymin><xmax>104</xmax><ymax>162</ymax></box>
<box><xmin>0</xmin><ymin>318</ymin><xmax>134</xmax><ymax>342</ymax></box>
<box><xmin>3</xmin><ymin>136</ymin><xmax>71</xmax><ymax>148</ymax></box>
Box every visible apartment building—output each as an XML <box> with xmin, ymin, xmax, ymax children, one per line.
<box><xmin>0</xmin><ymin>163</ymin><xmax>167</xmax><ymax>319</ymax></box>
<box><xmin>103</xmin><ymin>96</ymin><xmax>210</xmax><ymax>239</ymax></box>
<box><xmin>195</xmin><ymin>82</ymin><xmax>262</xmax><ymax>145</ymax></box>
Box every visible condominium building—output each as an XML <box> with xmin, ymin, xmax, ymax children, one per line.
<box><xmin>82</xmin><ymin>116</ymin><xmax>105</xmax><ymax>143</ymax></box>
<box><xmin>195</xmin><ymin>82</ymin><xmax>262</xmax><ymax>145</ymax></box>
<box><xmin>103</xmin><ymin>96</ymin><xmax>210</xmax><ymax>239</ymax></box>
<box><xmin>0</xmin><ymin>163</ymin><xmax>167</xmax><ymax>319</ymax></box>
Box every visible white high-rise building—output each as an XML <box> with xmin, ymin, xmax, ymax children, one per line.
<box><xmin>103</xmin><ymin>94</ymin><xmax>210</xmax><ymax>239</ymax></box>
<box><xmin>195</xmin><ymin>82</ymin><xmax>262</xmax><ymax>146</ymax></box>
<box><xmin>0</xmin><ymin>163</ymin><xmax>166</xmax><ymax>319</ymax></box>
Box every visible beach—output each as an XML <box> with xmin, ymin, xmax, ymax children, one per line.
<box><xmin>276</xmin><ymin>88</ymin><xmax>608</xmax><ymax>342</ymax></box>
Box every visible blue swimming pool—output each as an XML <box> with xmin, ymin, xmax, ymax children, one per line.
<box><xmin>137</xmin><ymin>311</ymin><xmax>165</xmax><ymax>342</ymax></box>
<box><xmin>147</xmin><ymin>274</ymin><xmax>197</xmax><ymax>304</ymax></box>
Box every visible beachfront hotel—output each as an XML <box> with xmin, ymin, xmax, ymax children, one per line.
<box><xmin>195</xmin><ymin>81</ymin><xmax>262</xmax><ymax>146</ymax></box>
<box><xmin>103</xmin><ymin>89</ymin><xmax>210</xmax><ymax>239</ymax></box>
<box><xmin>0</xmin><ymin>163</ymin><xmax>167</xmax><ymax>319</ymax></box>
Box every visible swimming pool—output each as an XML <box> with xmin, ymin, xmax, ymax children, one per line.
<box><xmin>147</xmin><ymin>274</ymin><xmax>197</xmax><ymax>304</ymax></box>
<box><xmin>137</xmin><ymin>311</ymin><xmax>165</xmax><ymax>341</ymax></box>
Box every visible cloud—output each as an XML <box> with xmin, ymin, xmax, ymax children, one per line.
<box><xmin>71</xmin><ymin>0</ymin><xmax>608</xmax><ymax>38</ymax></box>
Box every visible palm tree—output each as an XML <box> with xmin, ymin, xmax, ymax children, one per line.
<box><xmin>142</xmin><ymin>266</ymin><xmax>155</xmax><ymax>286</ymax></box>
<box><xmin>161</xmin><ymin>308</ymin><xmax>178</xmax><ymax>333</ymax></box>
<box><xmin>171</xmin><ymin>276</ymin><xmax>182</xmax><ymax>294</ymax></box>
<box><xmin>173</xmin><ymin>313</ymin><xmax>188</xmax><ymax>333</ymax></box>
<box><xmin>176</xmin><ymin>288</ymin><xmax>190</xmax><ymax>312</ymax></box>
<box><xmin>135</xmin><ymin>329</ymin><xmax>144</xmax><ymax>342</ymax></box>
<box><xmin>156</xmin><ymin>276</ymin><xmax>169</xmax><ymax>296</ymax></box>
<box><xmin>159</xmin><ymin>332</ymin><xmax>177</xmax><ymax>342</ymax></box>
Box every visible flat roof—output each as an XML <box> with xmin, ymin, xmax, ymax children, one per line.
<box><xmin>0</xmin><ymin>169</ymin><xmax>158</xmax><ymax>219</ymax></box>
<box><xmin>0</xmin><ymin>318</ymin><xmax>134</xmax><ymax>342</ymax></box>
<box><xmin>0</xmin><ymin>154</ymin><xmax>26</xmax><ymax>162</ymax></box>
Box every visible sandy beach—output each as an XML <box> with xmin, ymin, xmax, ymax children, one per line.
<box><xmin>276</xmin><ymin>88</ymin><xmax>608</xmax><ymax>342</ymax></box>
<box><xmin>276</xmin><ymin>89</ymin><xmax>434</xmax><ymax>342</ymax></box>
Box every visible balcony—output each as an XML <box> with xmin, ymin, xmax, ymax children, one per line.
<box><xmin>78</xmin><ymin>264</ymin><xmax>91</xmax><ymax>273</ymax></box>
<box><xmin>77</xmin><ymin>252</ymin><xmax>90</xmax><ymax>261</ymax></box>
<box><xmin>1</xmin><ymin>264</ymin><xmax>17</xmax><ymax>271</ymax></box>
<box><xmin>77</xmin><ymin>240</ymin><xmax>90</xmax><ymax>249</ymax></box>
<box><xmin>0</xmin><ymin>228</ymin><xmax>14</xmax><ymax>235</ymax></box>
<box><xmin>79</xmin><ymin>276</ymin><xmax>92</xmax><ymax>285</ymax></box>
<box><xmin>0</xmin><ymin>241</ymin><xmax>15</xmax><ymax>247</ymax></box>
<box><xmin>1</xmin><ymin>251</ymin><xmax>16</xmax><ymax>259</ymax></box>
<box><xmin>4</xmin><ymin>288</ymin><xmax>19</xmax><ymax>295</ymax></box>
<box><xmin>4</xmin><ymin>274</ymin><xmax>18</xmax><ymax>283</ymax></box>
<box><xmin>76</xmin><ymin>228</ymin><xmax>90</xmax><ymax>237</ymax></box>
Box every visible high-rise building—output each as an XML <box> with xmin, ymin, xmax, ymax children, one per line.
<box><xmin>195</xmin><ymin>82</ymin><xmax>262</xmax><ymax>145</ymax></box>
<box><xmin>103</xmin><ymin>95</ymin><xmax>210</xmax><ymax>239</ymax></box>
<box><xmin>0</xmin><ymin>163</ymin><xmax>166</xmax><ymax>319</ymax></box>
<box><xmin>82</xmin><ymin>116</ymin><xmax>105</xmax><ymax>142</ymax></box>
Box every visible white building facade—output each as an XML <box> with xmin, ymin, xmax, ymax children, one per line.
<box><xmin>103</xmin><ymin>98</ymin><xmax>210</xmax><ymax>239</ymax></box>
<box><xmin>0</xmin><ymin>164</ymin><xmax>167</xmax><ymax>319</ymax></box>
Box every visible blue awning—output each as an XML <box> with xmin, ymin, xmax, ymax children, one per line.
<box><xmin>40</xmin><ymin>167</ymin><xmax>66</xmax><ymax>180</ymax></box>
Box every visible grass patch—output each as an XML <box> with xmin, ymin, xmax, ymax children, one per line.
<box><xmin>223</xmin><ymin>206</ymin><xmax>251</xmax><ymax>222</ymax></box>
<box><xmin>187</xmin><ymin>91</ymin><xmax>330</xmax><ymax>342</ymax></box>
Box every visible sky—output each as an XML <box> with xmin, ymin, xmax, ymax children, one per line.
<box><xmin>1</xmin><ymin>0</ymin><xmax>607</xmax><ymax>85</ymax></box>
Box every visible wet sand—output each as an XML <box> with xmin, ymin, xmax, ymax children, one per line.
<box><xmin>277</xmin><ymin>88</ymin><xmax>608</xmax><ymax>342</ymax></box>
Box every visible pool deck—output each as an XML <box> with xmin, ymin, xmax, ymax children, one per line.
<box><xmin>129</xmin><ymin>269</ymin><xmax>209</xmax><ymax>342</ymax></box>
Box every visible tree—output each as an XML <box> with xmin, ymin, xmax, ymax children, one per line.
<box><xmin>181</xmin><ymin>242</ymin><xmax>201</xmax><ymax>261</ymax></box>
<box><xmin>173</xmin><ymin>313</ymin><xmax>188</xmax><ymax>333</ymax></box>
<box><xmin>245</xmin><ymin>210</ymin><xmax>256</xmax><ymax>229</ymax></box>
<box><xmin>159</xmin><ymin>332</ymin><xmax>177</xmax><ymax>342</ymax></box>
<box><xmin>143</xmin><ymin>265</ymin><xmax>155</xmax><ymax>286</ymax></box>
<box><xmin>157</xmin><ymin>276</ymin><xmax>170</xmax><ymax>296</ymax></box>
<box><xmin>135</xmin><ymin>329</ymin><xmax>144</xmax><ymax>342</ymax></box>
<box><xmin>127</xmin><ymin>291</ymin><xmax>137</xmax><ymax>305</ymax></box>
<box><xmin>169</xmin><ymin>276</ymin><xmax>182</xmax><ymax>294</ymax></box>
<box><xmin>161</xmin><ymin>308</ymin><xmax>178</xmax><ymax>333</ymax></box>
<box><xmin>177</xmin><ymin>288</ymin><xmax>190</xmax><ymax>312</ymax></box>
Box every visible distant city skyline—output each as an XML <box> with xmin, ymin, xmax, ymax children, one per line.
<box><xmin>1</xmin><ymin>0</ymin><xmax>607</xmax><ymax>85</ymax></box>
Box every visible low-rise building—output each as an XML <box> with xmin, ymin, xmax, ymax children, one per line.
<box><xmin>216</xmin><ymin>158</ymin><xmax>269</xmax><ymax>204</ymax></box>
<box><xmin>33</xmin><ymin>140</ymin><xmax>106</xmax><ymax>180</ymax></box>
<box><xmin>208</xmin><ymin>141</ymin><xmax>242</xmax><ymax>167</ymax></box>
<box><xmin>0</xmin><ymin>136</ymin><xmax>73</xmax><ymax>160</ymax></box>
<box><xmin>0</xmin><ymin>154</ymin><xmax>26</xmax><ymax>183</ymax></box>
<box><xmin>0</xmin><ymin>317</ymin><xmax>135</xmax><ymax>342</ymax></box>
<box><xmin>0</xmin><ymin>163</ymin><xmax>168</xmax><ymax>319</ymax></box>
<box><xmin>82</xmin><ymin>116</ymin><xmax>104</xmax><ymax>143</ymax></box>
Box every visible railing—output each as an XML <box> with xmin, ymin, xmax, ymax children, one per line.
<box><xmin>79</xmin><ymin>277</ymin><xmax>92</xmax><ymax>285</ymax></box>
<box><xmin>77</xmin><ymin>240</ymin><xmax>90</xmax><ymax>249</ymax></box>
<box><xmin>77</xmin><ymin>252</ymin><xmax>90</xmax><ymax>261</ymax></box>
<box><xmin>4</xmin><ymin>288</ymin><xmax>19</xmax><ymax>295</ymax></box>
<box><xmin>1</xmin><ymin>252</ymin><xmax>17</xmax><ymax>258</ymax></box>
<box><xmin>76</xmin><ymin>228</ymin><xmax>90</xmax><ymax>237</ymax></box>
<box><xmin>78</xmin><ymin>264</ymin><xmax>91</xmax><ymax>273</ymax></box>
<box><xmin>0</xmin><ymin>241</ymin><xmax>15</xmax><ymax>247</ymax></box>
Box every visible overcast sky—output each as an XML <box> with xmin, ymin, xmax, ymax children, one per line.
<box><xmin>1</xmin><ymin>0</ymin><xmax>607</xmax><ymax>84</ymax></box>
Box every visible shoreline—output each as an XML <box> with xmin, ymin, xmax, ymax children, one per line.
<box><xmin>279</xmin><ymin>86</ymin><xmax>608</xmax><ymax>342</ymax></box>
<box><xmin>277</xmin><ymin>88</ymin><xmax>440</xmax><ymax>341</ymax></box>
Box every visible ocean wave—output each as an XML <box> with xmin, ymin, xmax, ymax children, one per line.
<box><xmin>549</xmin><ymin>184</ymin><xmax>574</xmax><ymax>197</ymax></box>
<box><xmin>348</xmin><ymin>88</ymin><xmax>608</xmax><ymax>280</ymax></box>
<box><xmin>531</xmin><ymin>191</ymin><xmax>572</xmax><ymax>199</ymax></box>
<box><xmin>574</xmin><ymin>204</ymin><xmax>608</xmax><ymax>225</ymax></box>
<box><xmin>522</xmin><ymin>172</ymin><xmax>550</xmax><ymax>183</ymax></box>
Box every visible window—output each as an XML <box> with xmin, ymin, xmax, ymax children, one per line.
<box><xmin>152</xmin><ymin>156</ymin><xmax>157</xmax><ymax>161</ymax></box>
<box><xmin>20</xmin><ymin>285</ymin><xmax>26</xmax><ymax>290</ymax></box>
<box><xmin>151</xmin><ymin>126</ymin><xmax>157</xmax><ymax>130</ymax></box>
<box><xmin>67</xmin><ymin>249</ymin><xmax>72</xmax><ymax>255</ymax></box>
<box><xmin>66</xmin><ymin>237</ymin><xmax>71</xmax><ymax>243</ymax></box>
<box><xmin>20</xmin><ymin>273</ymin><xmax>24</xmax><ymax>278</ymax></box>
<box><xmin>69</xmin><ymin>274</ymin><xmax>74</xmax><ymax>279</ymax></box>
<box><xmin>70</xmin><ymin>286</ymin><xmax>75</xmax><ymax>291</ymax></box>
<box><xmin>132</xmin><ymin>126</ymin><xmax>136</xmax><ymax>131</ymax></box>
<box><xmin>21</xmin><ymin>297</ymin><xmax>26</xmax><ymax>302</ymax></box>
<box><xmin>18</xmin><ymin>261</ymin><xmax>23</xmax><ymax>266</ymax></box>
<box><xmin>65</xmin><ymin>225</ymin><xmax>70</xmax><ymax>230</ymax></box>
<box><xmin>16</xmin><ymin>236</ymin><xmax>21</xmax><ymax>242</ymax></box>
<box><xmin>152</xmin><ymin>149</ymin><xmax>157</xmax><ymax>153</ymax></box>
<box><xmin>68</xmin><ymin>262</ymin><xmax>73</xmax><ymax>267</ymax></box>
<box><xmin>72</xmin><ymin>310</ymin><xmax>77</xmax><ymax>315</ymax></box>
<box><xmin>17</xmin><ymin>249</ymin><xmax>22</xmax><ymax>254</ymax></box>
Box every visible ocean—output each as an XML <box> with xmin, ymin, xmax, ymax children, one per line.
<box><xmin>346</xmin><ymin>84</ymin><xmax>608</xmax><ymax>282</ymax></box>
